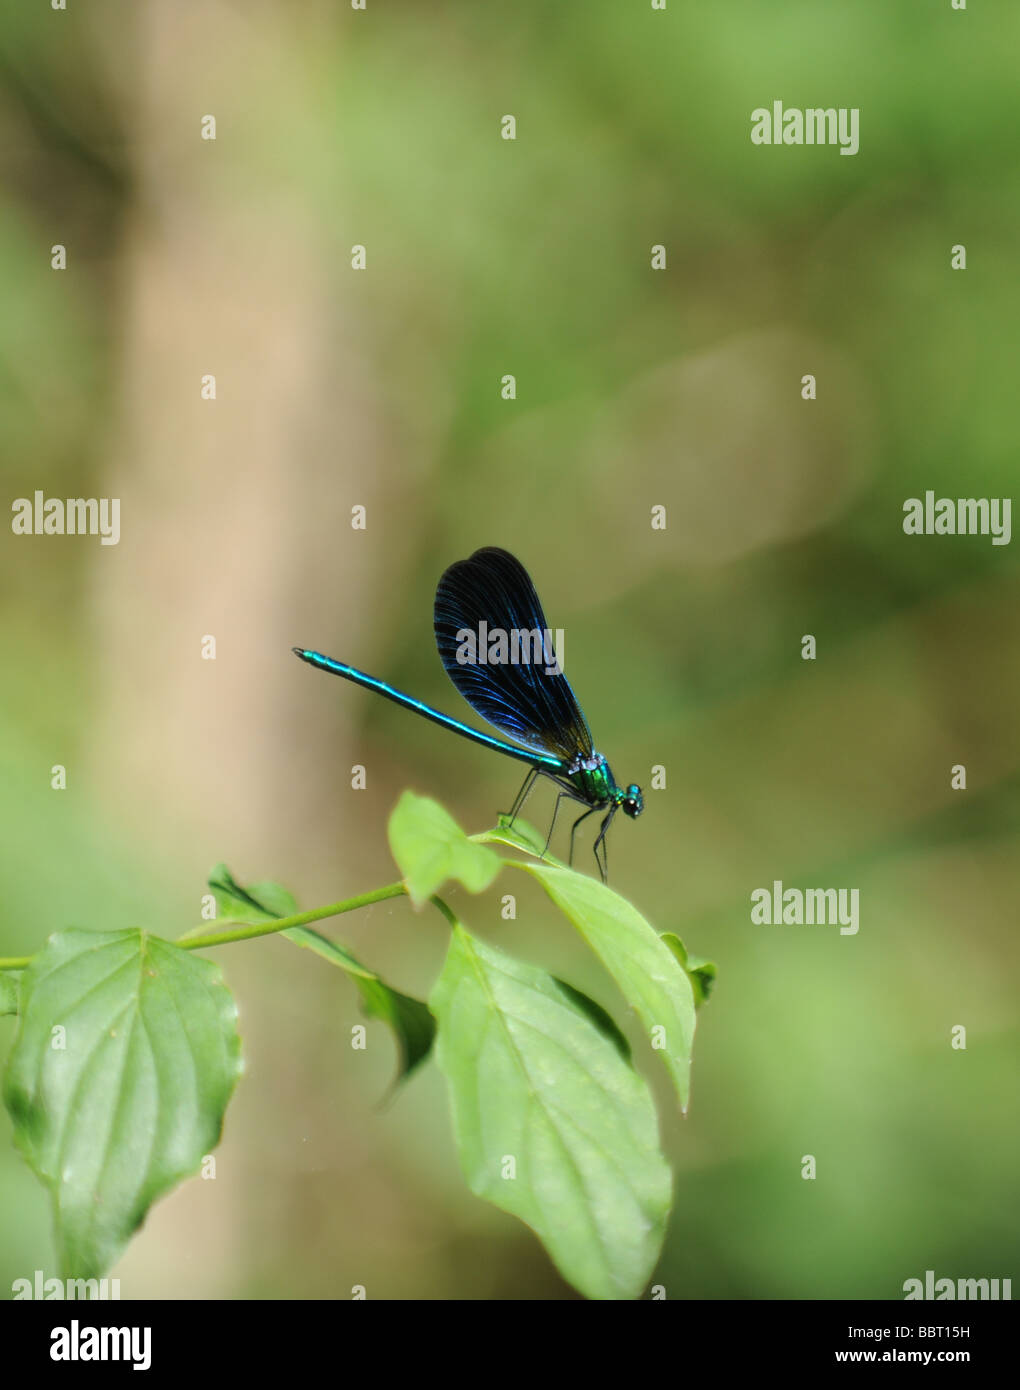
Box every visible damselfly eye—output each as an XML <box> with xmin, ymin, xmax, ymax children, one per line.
<box><xmin>622</xmin><ymin>784</ymin><xmax>643</xmax><ymax>818</ymax></box>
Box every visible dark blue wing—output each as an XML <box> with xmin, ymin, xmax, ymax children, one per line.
<box><xmin>433</xmin><ymin>547</ymin><xmax>594</xmax><ymax>765</ymax></box>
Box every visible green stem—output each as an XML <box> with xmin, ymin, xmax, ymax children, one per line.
<box><xmin>429</xmin><ymin>896</ymin><xmax>457</xmax><ymax>928</ymax></box>
<box><xmin>177</xmin><ymin>882</ymin><xmax>407</xmax><ymax>951</ymax></box>
<box><xmin>0</xmin><ymin>882</ymin><xmax>408</xmax><ymax>971</ymax></box>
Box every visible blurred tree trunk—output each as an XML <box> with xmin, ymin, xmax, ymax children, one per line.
<box><xmin>91</xmin><ymin>1</ymin><xmax>395</xmax><ymax>866</ymax></box>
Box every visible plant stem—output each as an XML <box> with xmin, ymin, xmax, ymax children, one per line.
<box><xmin>0</xmin><ymin>883</ymin><xmax>409</xmax><ymax>970</ymax></box>
<box><xmin>177</xmin><ymin>882</ymin><xmax>407</xmax><ymax>951</ymax></box>
<box><xmin>429</xmin><ymin>896</ymin><xmax>457</xmax><ymax>928</ymax></box>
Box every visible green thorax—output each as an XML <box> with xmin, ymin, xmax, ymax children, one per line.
<box><xmin>568</xmin><ymin>754</ymin><xmax>619</xmax><ymax>806</ymax></box>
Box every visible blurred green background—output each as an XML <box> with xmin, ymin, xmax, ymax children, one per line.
<box><xmin>1</xmin><ymin>0</ymin><xmax>1018</xmax><ymax>1299</ymax></box>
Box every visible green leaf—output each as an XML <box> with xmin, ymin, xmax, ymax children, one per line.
<box><xmin>476</xmin><ymin>820</ymin><xmax>701</xmax><ymax>1109</ymax></box>
<box><xmin>208</xmin><ymin>864</ymin><xmax>297</xmax><ymax>922</ymax></box>
<box><xmin>551</xmin><ymin>978</ymin><xmax>632</xmax><ymax>1063</ymax></box>
<box><xmin>388</xmin><ymin>791</ymin><xmax>502</xmax><ymax>907</ymax></box>
<box><xmin>518</xmin><ymin>865</ymin><xmax>697</xmax><ymax>1111</ymax></box>
<box><xmin>286</xmin><ymin>927</ymin><xmax>435</xmax><ymax>1081</ymax></box>
<box><xmin>661</xmin><ymin>932</ymin><xmax>717</xmax><ymax>1008</ymax></box>
<box><xmin>208</xmin><ymin>866</ymin><xmax>435</xmax><ymax>1082</ymax></box>
<box><xmin>430</xmin><ymin>921</ymin><xmax>671</xmax><ymax>1300</ymax></box>
<box><xmin>490</xmin><ymin>813</ymin><xmax>549</xmax><ymax>860</ymax></box>
<box><xmin>0</xmin><ymin>972</ymin><xmax>19</xmax><ymax>1016</ymax></box>
<box><xmin>3</xmin><ymin>928</ymin><xmax>242</xmax><ymax>1278</ymax></box>
<box><xmin>282</xmin><ymin>927</ymin><xmax>375</xmax><ymax>978</ymax></box>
